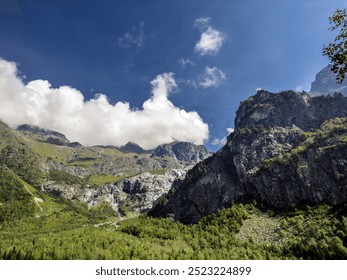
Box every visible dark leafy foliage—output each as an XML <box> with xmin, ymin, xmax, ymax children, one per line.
<box><xmin>323</xmin><ymin>8</ymin><xmax>347</xmax><ymax>83</ymax></box>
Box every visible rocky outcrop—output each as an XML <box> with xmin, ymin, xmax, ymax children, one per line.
<box><xmin>118</xmin><ymin>168</ymin><xmax>187</xmax><ymax>212</ymax></box>
<box><xmin>17</xmin><ymin>124</ymin><xmax>70</xmax><ymax>145</ymax></box>
<box><xmin>235</xmin><ymin>90</ymin><xmax>346</xmax><ymax>130</ymax></box>
<box><xmin>43</xmin><ymin>168</ymin><xmax>188</xmax><ymax>214</ymax></box>
<box><xmin>310</xmin><ymin>65</ymin><xmax>347</xmax><ymax>96</ymax></box>
<box><xmin>151</xmin><ymin>141</ymin><xmax>210</xmax><ymax>165</ymax></box>
<box><xmin>241</xmin><ymin>117</ymin><xmax>347</xmax><ymax>208</ymax></box>
<box><xmin>150</xmin><ymin>90</ymin><xmax>347</xmax><ymax>223</ymax></box>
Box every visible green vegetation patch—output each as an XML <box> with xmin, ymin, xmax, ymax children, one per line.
<box><xmin>48</xmin><ymin>170</ymin><xmax>85</xmax><ymax>185</ymax></box>
<box><xmin>23</xmin><ymin>139</ymin><xmax>70</xmax><ymax>162</ymax></box>
<box><xmin>0</xmin><ymin>201</ymin><xmax>346</xmax><ymax>260</ymax></box>
<box><xmin>148</xmin><ymin>169</ymin><xmax>166</xmax><ymax>175</ymax></box>
<box><xmin>263</xmin><ymin>117</ymin><xmax>347</xmax><ymax>167</ymax></box>
<box><xmin>86</xmin><ymin>174</ymin><xmax>125</xmax><ymax>185</ymax></box>
<box><xmin>0</xmin><ymin>143</ymin><xmax>44</xmax><ymax>189</ymax></box>
<box><xmin>0</xmin><ymin>165</ymin><xmax>35</xmax><ymax>222</ymax></box>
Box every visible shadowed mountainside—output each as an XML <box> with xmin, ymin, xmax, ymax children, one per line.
<box><xmin>150</xmin><ymin>90</ymin><xmax>347</xmax><ymax>223</ymax></box>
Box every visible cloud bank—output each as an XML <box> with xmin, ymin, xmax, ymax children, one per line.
<box><xmin>194</xmin><ymin>17</ymin><xmax>226</xmax><ymax>56</ymax></box>
<box><xmin>0</xmin><ymin>58</ymin><xmax>209</xmax><ymax>149</ymax></box>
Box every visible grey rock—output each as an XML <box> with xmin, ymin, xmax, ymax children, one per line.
<box><xmin>43</xmin><ymin>168</ymin><xmax>189</xmax><ymax>214</ymax></box>
<box><xmin>235</xmin><ymin>90</ymin><xmax>347</xmax><ymax>131</ymax></box>
<box><xmin>151</xmin><ymin>141</ymin><xmax>210</xmax><ymax>165</ymax></box>
<box><xmin>117</xmin><ymin>168</ymin><xmax>188</xmax><ymax>212</ymax></box>
<box><xmin>150</xmin><ymin>90</ymin><xmax>347</xmax><ymax>223</ymax></box>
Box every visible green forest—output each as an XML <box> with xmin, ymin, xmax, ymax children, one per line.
<box><xmin>1</xmin><ymin>188</ymin><xmax>346</xmax><ymax>260</ymax></box>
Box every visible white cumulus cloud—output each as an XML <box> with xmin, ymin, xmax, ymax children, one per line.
<box><xmin>0</xmin><ymin>58</ymin><xmax>209</xmax><ymax>149</ymax></box>
<box><xmin>194</xmin><ymin>17</ymin><xmax>226</xmax><ymax>56</ymax></box>
<box><xmin>198</xmin><ymin>66</ymin><xmax>226</xmax><ymax>88</ymax></box>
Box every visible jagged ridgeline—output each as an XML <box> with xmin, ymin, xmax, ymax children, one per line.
<box><xmin>150</xmin><ymin>90</ymin><xmax>347</xmax><ymax>224</ymax></box>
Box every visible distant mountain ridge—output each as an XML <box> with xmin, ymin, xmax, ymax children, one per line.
<box><xmin>17</xmin><ymin>124</ymin><xmax>82</xmax><ymax>147</ymax></box>
<box><xmin>0</xmin><ymin>120</ymin><xmax>210</xmax><ymax>216</ymax></box>
<box><xmin>16</xmin><ymin>124</ymin><xmax>210</xmax><ymax>162</ymax></box>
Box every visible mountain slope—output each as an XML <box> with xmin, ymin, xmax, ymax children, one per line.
<box><xmin>0</xmin><ymin>121</ymin><xmax>44</xmax><ymax>189</ymax></box>
<box><xmin>0</xmin><ymin>164</ymin><xmax>35</xmax><ymax>222</ymax></box>
<box><xmin>150</xmin><ymin>90</ymin><xmax>347</xmax><ymax>223</ymax></box>
<box><xmin>0</xmin><ymin>120</ymin><xmax>210</xmax><ymax>216</ymax></box>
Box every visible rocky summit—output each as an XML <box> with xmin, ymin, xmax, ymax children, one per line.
<box><xmin>151</xmin><ymin>141</ymin><xmax>210</xmax><ymax>165</ymax></box>
<box><xmin>150</xmin><ymin>90</ymin><xmax>347</xmax><ymax>224</ymax></box>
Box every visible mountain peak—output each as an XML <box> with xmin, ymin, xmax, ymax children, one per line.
<box><xmin>151</xmin><ymin>141</ymin><xmax>210</xmax><ymax>164</ymax></box>
<box><xmin>119</xmin><ymin>142</ymin><xmax>148</xmax><ymax>154</ymax></box>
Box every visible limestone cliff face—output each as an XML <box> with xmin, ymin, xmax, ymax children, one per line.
<box><xmin>44</xmin><ymin>167</ymin><xmax>189</xmax><ymax>214</ymax></box>
<box><xmin>150</xmin><ymin>90</ymin><xmax>347</xmax><ymax>223</ymax></box>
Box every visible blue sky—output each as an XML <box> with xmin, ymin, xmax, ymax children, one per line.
<box><xmin>0</xmin><ymin>0</ymin><xmax>343</xmax><ymax>150</ymax></box>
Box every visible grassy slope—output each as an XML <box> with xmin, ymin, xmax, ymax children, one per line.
<box><xmin>0</xmin><ymin>122</ymin><xmax>44</xmax><ymax>189</ymax></box>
